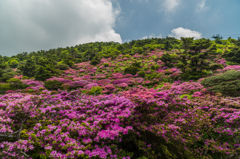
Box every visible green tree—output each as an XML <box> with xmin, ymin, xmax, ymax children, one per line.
<box><xmin>223</xmin><ymin>46</ymin><xmax>240</xmax><ymax>64</ymax></box>
<box><xmin>176</xmin><ymin>38</ymin><xmax>212</xmax><ymax>80</ymax></box>
<box><xmin>0</xmin><ymin>61</ymin><xmax>7</xmax><ymax>79</ymax></box>
<box><xmin>34</xmin><ymin>66</ymin><xmax>53</xmax><ymax>81</ymax></box>
<box><xmin>164</xmin><ymin>40</ymin><xmax>173</xmax><ymax>51</ymax></box>
<box><xmin>22</xmin><ymin>58</ymin><xmax>36</xmax><ymax>77</ymax></box>
<box><xmin>181</xmin><ymin>37</ymin><xmax>194</xmax><ymax>52</ymax></box>
<box><xmin>160</xmin><ymin>53</ymin><xmax>176</xmax><ymax>67</ymax></box>
<box><xmin>9</xmin><ymin>60</ymin><xmax>19</xmax><ymax>68</ymax></box>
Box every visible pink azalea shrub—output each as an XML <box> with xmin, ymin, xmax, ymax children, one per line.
<box><xmin>46</xmin><ymin>77</ymin><xmax>72</xmax><ymax>83</ymax></box>
<box><xmin>84</xmin><ymin>83</ymin><xmax>99</xmax><ymax>90</ymax></box>
<box><xmin>223</xmin><ymin>65</ymin><xmax>240</xmax><ymax>71</ymax></box>
<box><xmin>104</xmin><ymin>84</ymin><xmax>116</xmax><ymax>93</ymax></box>
<box><xmin>70</xmin><ymin>80</ymin><xmax>88</xmax><ymax>88</ymax></box>
<box><xmin>133</xmin><ymin>77</ymin><xmax>144</xmax><ymax>84</ymax></box>
<box><xmin>116</xmin><ymin>83</ymin><xmax>128</xmax><ymax>88</ymax></box>
<box><xmin>112</xmin><ymin>78</ymin><xmax>131</xmax><ymax>85</ymax></box>
<box><xmin>170</xmin><ymin>81</ymin><xmax>204</xmax><ymax>94</ymax></box>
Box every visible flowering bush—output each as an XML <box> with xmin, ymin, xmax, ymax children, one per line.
<box><xmin>104</xmin><ymin>84</ymin><xmax>116</xmax><ymax>93</ymax></box>
<box><xmin>112</xmin><ymin>78</ymin><xmax>131</xmax><ymax>85</ymax></box>
<box><xmin>171</xmin><ymin>81</ymin><xmax>204</xmax><ymax>94</ymax></box>
<box><xmin>46</xmin><ymin>77</ymin><xmax>72</xmax><ymax>84</ymax></box>
<box><xmin>84</xmin><ymin>83</ymin><xmax>99</xmax><ymax>90</ymax></box>
<box><xmin>0</xmin><ymin>92</ymin><xmax>135</xmax><ymax>158</ymax></box>
<box><xmin>223</xmin><ymin>65</ymin><xmax>240</xmax><ymax>72</ymax></box>
<box><xmin>116</xmin><ymin>83</ymin><xmax>128</xmax><ymax>88</ymax></box>
<box><xmin>70</xmin><ymin>80</ymin><xmax>88</xmax><ymax>88</ymax></box>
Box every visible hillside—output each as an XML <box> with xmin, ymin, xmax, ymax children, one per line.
<box><xmin>0</xmin><ymin>37</ymin><xmax>240</xmax><ymax>159</ymax></box>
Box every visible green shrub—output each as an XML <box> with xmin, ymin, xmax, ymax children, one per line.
<box><xmin>154</xmin><ymin>84</ymin><xmax>164</xmax><ymax>90</ymax></box>
<box><xmin>160</xmin><ymin>53</ymin><xmax>176</xmax><ymax>67</ymax></box>
<box><xmin>1</xmin><ymin>72</ymin><xmax>15</xmax><ymax>82</ymax></box>
<box><xmin>22</xmin><ymin>76</ymin><xmax>29</xmax><ymax>79</ymax></box>
<box><xmin>9</xmin><ymin>83</ymin><xmax>29</xmax><ymax>90</ymax></box>
<box><xmin>7</xmin><ymin>78</ymin><xmax>22</xmax><ymax>84</ymax></box>
<box><xmin>122</xmin><ymin>54</ymin><xmax>131</xmax><ymax>58</ymax></box>
<box><xmin>34</xmin><ymin>66</ymin><xmax>53</xmax><ymax>81</ymax></box>
<box><xmin>104</xmin><ymin>63</ymin><xmax>109</xmax><ymax>67</ymax></box>
<box><xmin>6</xmin><ymin>78</ymin><xmax>29</xmax><ymax>90</ymax></box>
<box><xmin>0</xmin><ymin>83</ymin><xmax>10</xmax><ymax>93</ymax></box>
<box><xmin>56</xmin><ymin>63</ymin><xmax>69</xmax><ymax>70</ymax></box>
<box><xmin>44</xmin><ymin>80</ymin><xmax>64</xmax><ymax>91</ymax></box>
<box><xmin>87</xmin><ymin>86</ymin><xmax>102</xmax><ymax>95</ymax></box>
<box><xmin>124</xmin><ymin>62</ymin><xmax>141</xmax><ymax>75</ymax></box>
<box><xmin>226</xmin><ymin>61</ymin><xmax>239</xmax><ymax>66</ymax></box>
<box><xmin>132</xmin><ymin>62</ymin><xmax>141</xmax><ymax>68</ymax></box>
<box><xmin>162</xmin><ymin>77</ymin><xmax>173</xmax><ymax>83</ymax></box>
<box><xmin>145</xmin><ymin>72</ymin><xmax>162</xmax><ymax>80</ymax></box>
<box><xmin>201</xmin><ymin>70</ymin><xmax>240</xmax><ymax>97</ymax></box>
<box><xmin>138</xmin><ymin>71</ymin><xmax>146</xmax><ymax>77</ymax></box>
<box><xmin>27</xmin><ymin>89</ymin><xmax>34</xmax><ymax>93</ymax></box>
<box><xmin>124</xmin><ymin>66</ymin><xmax>139</xmax><ymax>75</ymax></box>
<box><xmin>90</xmin><ymin>58</ymin><xmax>100</xmax><ymax>66</ymax></box>
<box><xmin>151</xmin><ymin>65</ymin><xmax>160</xmax><ymax>70</ymax></box>
<box><xmin>179</xmin><ymin>94</ymin><xmax>192</xmax><ymax>99</ymax></box>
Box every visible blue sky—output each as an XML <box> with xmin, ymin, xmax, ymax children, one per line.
<box><xmin>0</xmin><ymin>0</ymin><xmax>240</xmax><ymax>56</ymax></box>
<box><xmin>113</xmin><ymin>0</ymin><xmax>240</xmax><ymax>42</ymax></box>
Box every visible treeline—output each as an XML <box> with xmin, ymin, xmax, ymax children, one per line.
<box><xmin>0</xmin><ymin>37</ymin><xmax>239</xmax><ymax>82</ymax></box>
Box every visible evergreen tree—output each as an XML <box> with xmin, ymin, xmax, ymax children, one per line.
<box><xmin>35</xmin><ymin>66</ymin><xmax>52</xmax><ymax>81</ymax></box>
<box><xmin>176</xmin><ymin>38</ymin><xmax>213</xmax><ymax>80</ymax></box>
<box><xmin>22</xmin><ymin>58</ymin><xmax>36</xmax><ymax>77</ymax></box>
<box><xmin>223</xmin><ymin>46</ymin><xmax>240</xmax><ymax>64</ymax></box>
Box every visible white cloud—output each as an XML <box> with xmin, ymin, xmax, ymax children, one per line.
<box><xmin>0</xmin><ymin>0</ymin><xmax>122</xmax><ymax>56</ymax></box>
<box><xmin>141</xmin><ymin>34</ymin><xmax>162</xmax><ymax>39</ymax></box>
<box><xmin>169</xmin><ymin>27</ymin><xmax>202</xmax><ymax>39</ymax></box>
<box><xmin>162</xmin><ymin>0</ymin><xmax>181</xmax><ymax>13</ymax></box>
<box><xmin>130</xmin><ymin>0</ymin><xmax>149</xmax><ymax>2</ymax></box>
<box><xmin>196</xmin><ymin>0</ymin><xmax>210</xmax><ymax>12</ymax></box>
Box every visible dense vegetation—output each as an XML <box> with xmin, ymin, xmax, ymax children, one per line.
<box><xmin>0</xmin><ymin>37</ymin><xmax>239</xmax><ymax>159</ymax></box>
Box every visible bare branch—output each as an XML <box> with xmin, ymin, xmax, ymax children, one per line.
<box><xmin>20</xmin><ymin>151</ymin><xmax>29</xmax><ymax>157</ymax></box>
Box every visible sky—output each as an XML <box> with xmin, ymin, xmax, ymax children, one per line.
<box><xmin>1</xmin><ymin>0</ymin><xmax>240</xmax><ymax>56</ymax></box>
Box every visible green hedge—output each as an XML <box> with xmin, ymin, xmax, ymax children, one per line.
<box><xmin>201</xmin><ymin>70</ymin><xmax>240</xmax><ymax>97</ymax></box>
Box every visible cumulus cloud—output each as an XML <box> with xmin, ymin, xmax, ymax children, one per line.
<box><xmin>196</xmin><ymin>0</ymin><xmax>210</xmax><ymax>12</ymax></box>
<box><xmin>141</xmin><ymin>34</ymin><xmax>162</xmax><ymax>39</ymax></box>
<box><xmin>169</xmin><ymin>27</ymin><xmax>202</xmax><ymax>39</ymax></box>
<box><xmin>162</xmin><ymin>0</ymin><xmax>181</xmax><ymax>13</ymax></box>
<box><xmin>0</xmin><ymin>0</ymin><xmax>122</xmax><ymax>56</ymax></box>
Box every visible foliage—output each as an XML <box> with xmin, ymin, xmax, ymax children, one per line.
<box><xmin>160</xmin><ymin>53</ymin><xmax>176</xmax><ymax>67</ymax></box>
<box><xmin>87</xmin><ymin>86</ymin><xmax>102</xmax><ymax>95</ymax></box>
<box><xmin>22</xmin><ymin>76</ymin><xmax>29</xmax><ymax>79</ymax></box>
<box><xmin>0</xmin><ymin>37</ymin><xmax>240</xmax><ymax>158</ymax></box>
<box><xmin>201</xmin><ymin>70</ymin><xmax>240</xmax><ymax>97</ymax></box>
<box><xmin>131</xmin><ymin>62</ymin><xmax>141</xmax><ymax>68</ymax></box>
<box><xmin>138</xmin><ymin>71</ymin><xmax>146</xmax><ymax>77</ymax></box>
<box><xmin>8</xmin><ymin>82</ymin><xmax>30</xmax><ymax>90</ymax></box>
<box><xmin>176</xmin><ymin>38</ymin><xmax>214</xmax><ymax>80</ymax></box>
<box><xmin>145</xmin><ymin>72</ymin><xmax>162</xmax><ymax>80</ymax></box>
<box><xmin>1</xmin><ymin>71</ymin><xmax>15</xmax><ymax>82</ymax></box>
<box><xmin>22</xmin><ymin>58</ymin><xmax>36</xmax><ymax>77</ymax></box>
<box><xmin>9</xmin><ymin>59</ymin><xmax>19</xmax><ymax>68</ymax></box>
<box><xmin>90</xmin><ymin>56</ymin><xmax>101</xmax><ymax>66</ymax></box>
<box><xmin>151</xmin><ymin>64</ymin><xmax>160</xmax><ymax>70</ymax></box>
<box><xmin>0</xmin><ymin>83</ymin><xmax>10</xmax><ymax>93</ymax></box>
<box><xmin>44</xmin><ymin>80</ymin><xmax>64</xmax><ymax>90</ymax></box>
<box><xmin>104</xmin><ymin>63</ymin><xmax>109</xmax><ymax>67</ymax></box>
<box><xmin>164</xmin><ymin>40</ymin><xmax>173</xmax><ymax>51</ymax></box>
<box><xmin>223</xmin><ymin>46</ymin><xmax>240</xmax><ymax>64</ymax></box>
<box><xmin>34</xmin><ymin>66</ymin><xmax>53</xmax><ymax>81</ymax></box>
<box><xmin>56</xmin><ymin>63</ymin><xmax>69</xmax><ymax>70</ymax></box>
